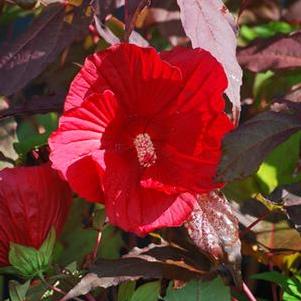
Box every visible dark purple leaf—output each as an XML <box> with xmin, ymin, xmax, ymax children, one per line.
<box><xmin>143</xmin><ymin>0</ymin><xmax>188</xmax><ymax>46</ymax></box>
<box><xmin>13</xmin><ymin>0</ymin><xmax>37</xmax><ymax>9</ymax></box>
<box><xmin>0</xmin><ymin>102</ymin><xmax>17</xmax><ymax>168</ymax></box>
<box><xmin>0</xmin><ymin>91</ymin><xmax>65</xmax><ymax>120</ymax></box>
<box><xmin>94</xmin><ymin>0</ymin><xmax>124</xmax><ymax>21</ymax></box>
<box><xmin>238</xmin><ymin>0</ymin><xmax>280</xmax><ymax>24</ymax></box>
<box><xmin>61</xmin><ymin>242</ymin><xmax>215</xmax><ymax>300</ymax></box>
<box><xmin>91</xmin><ymin>257</ymin><xmax>204</xmax><ymax>280</ymax></box>
<box><xmin>237</xmin><ymin>31</ymin><xmax>301</xmax><ymax>72</ymax></box>
<box><xmin>284</xmin><ymin>191</ymin><xmax>301</xmax><ymax>233</ymax></box>
<box><xmin>217</xmin><ymin>108</ymin><xmax>301</xmax><ymax>182</ymax></box>
<box><xmin>284</xmin><ymin>0</ymin><xmax>301</xmax><ymax>24</ymax></box>
<box><xmin>0</xmin><ymin>2</ymin><xmax>91</xmax><ymax>96</ymax></box>
<box><xmin>90</xmin><ymin>242</ymin><xmax>213</xmax><ymax>281</ymax></box>
<box><xmin>124</xmin><ymin>0</ymin><xmax>150</xmax><ymax>41</ymax></box>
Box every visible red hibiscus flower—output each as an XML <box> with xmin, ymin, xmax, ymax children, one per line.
<box><xmin>0</xmin><ymin>163</ymin><xmax>71</xmax><ymax>266</ymax></box>
<box><xmin>49</xmin><ymin>43</ymin><xmax>233</xmax><ymax>236</ymax></box>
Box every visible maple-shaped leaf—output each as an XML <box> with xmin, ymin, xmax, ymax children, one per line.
<box><xmin>185</xmin><ymin>191</ymin><xmax>242</xmax><ymax>286</ymax></box>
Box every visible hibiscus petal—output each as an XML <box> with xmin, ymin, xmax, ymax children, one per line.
<box><xmin>153</xmin><ymin>47</ymin><xmax>233</xmax><ymax>161</ymax></box>
<box><xmin>163</xmin><ymin>110</ymin><xmax>233</xmax><ymax>158</ymax></box>
<box><xmin>104</xmin><ymin>152</ymin><xmax>196</xmax><ymax>236</ymax></box>
<box><xmin>160</xmin><ymin>47</ymin><xmax>228</xmax><ymax>114</ymax></box>
<box><xmin>66</xmin><ymin>151</ymin><xmax>105</xmax><ymax>202</ymax></box>
<box><xmin>49</xmin><ymin>91</ymin><xmax>118</xmax><ymax>202</ymax></box>
<box><xmin>141</xmin><ymin>144</ymin><xmax>223</xmax><ymax>194</ymax></box>
<box><xmin>65</xmin><ymin>43</ymin><xmax>182</xmax><ymax>116</ymax></box>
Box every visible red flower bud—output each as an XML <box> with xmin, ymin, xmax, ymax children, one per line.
<box><xmin>0</xmin><ymin>163</ymin><xmax>72</xmax><ymax>267</ymax></box>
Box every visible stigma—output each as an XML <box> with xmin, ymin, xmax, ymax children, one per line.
<box><xmin>133</xmin><ymin>133</ymin><xmax>157</xmax><ymax>168</ymax></box>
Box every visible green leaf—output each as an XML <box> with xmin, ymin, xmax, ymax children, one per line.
<box><xmin>39</xmin><ymin>227</ymin><xmax>56</xmax><ymax>266</ymax></box>
<box><xmin>9</xmin><ymin>243</ymin><xmax>42</xmax><ymax>277</ymax></box>
<box><xmin>0</xmin><ymin>275</ymin><xmax>4</xmax><ymax>301</ymax></box>
<box><xmin>8</xmin><ymin>228</ymin><xmax>56</xmax><ymax>278</ymax></box>
<box><xmin>58</xmin><ymin>199</ymin><xmax>97</xmax><ymax>265</ymax></box>
<box><xmin>256</xmin><ymin>132</ymin><xmax>301</xmax><ymax>194</ymax></box>
<box><xmin>130</xmin><ymin>281</ymin><xmax>160</xmax><ymax>301</ymax></box>
<box><xmin>99</xmin><ymin>225</ymin><xmax>124</xmax><ymax>259</ymax></box>
<box><xmin>64</xmin><ymin>261</ymin><xmax>79</xmax><ymax>274</ymax></box>
<box><xmin>252</xmin><ymin>272</ymin><xmax>301</xmax><ymax>300</ymax></box>
<box><xmin>118</xmin><ymin>281</ymin><xmax>136</xmax><ymax>301</ymax></box>
<box><xmin>254</xmin><ymin>70</ymin><xmax>301</xmax><ymax>106</ymax></box>
<box><xmin>253</xmin><ymin>71</ymin><xmax>274</xmax><ymax>100</ymax></box>
<box><xmin>165</xmin><ymin>277</ymin><xmax>230</xmax><ymax>301</ymax></box>
<box><xmin>9</xmin><ymin>280</ymin><xmax>30</xmax><ymax>301</ymax></box>
<box><xmin>92</xmin><ymin>204</ymin><xmax>106</xmax><ymax>231</ymax></box>
<box><xmin>223</xmin><ymin>176</ymin><xmax>260</xmax><ymax>201</ymax></box>
<box><xmin>13</xmin><ymin>113</ymin><xmax>58</xmax><ymax>157</ymax></box>
<box><xmin>58</xmin><ymin>199</ymin><xmax>124</xmax><ymax>266</ymax></box>
<box><xmin>231</xmin><ymin>290</ymin><xmax>249</xmax><ymax>301</ymax></box>
<box><xmin>240</xmin><ymin>22</ymin><xmax>297</xmax><ymax>43</ymax></box>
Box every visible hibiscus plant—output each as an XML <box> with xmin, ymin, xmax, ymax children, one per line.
<box><xmin>0</xmin><ymin>1</ymin><xmax>301</xmax><ymax>301</ymax></box>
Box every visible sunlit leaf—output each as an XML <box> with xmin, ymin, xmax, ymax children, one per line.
<box><xmin>165</xmin><ymin>277</ymin><xmax>230</xmax><ymax>301</ymax></box>
<box><xmin>118</xmin><ymin>281</ymin><xmax>136</xmax><ymax>301</ymax></box>
<box><xmin>13</xmin><ymin>113</ymin><xmax>58</xmax><ymax>157</ymax></box>
<box><xmin>130</xmin><ymin>281</ymin><xmax>160</xmax><ymax>301</ymax></box>
<box><xmin>255</xmin><ymin>132</ymin><xmax>301</xmax><ymax>194</ymax></box>
<box><xmin>252</xmin><ymin>272</ymin><xmax>301</xmax><ymax>300</ymax></box>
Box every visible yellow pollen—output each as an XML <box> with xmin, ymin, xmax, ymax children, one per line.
<box><xmin>133</xmin><ymin>133</ymin><xmax>157</xmax><ymax>168</ymax></box>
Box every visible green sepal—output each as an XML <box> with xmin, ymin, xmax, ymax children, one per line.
<box><xmin>9</xmin><ymin>280</ymin><xmax>30</xmax><ymax>301</ymax></box>
<box><xmin>8</xmin><ymin>227</ymin><xmax>56</xmax><ymax>279</ymax></box>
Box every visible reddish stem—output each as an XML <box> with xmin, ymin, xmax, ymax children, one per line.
<box><xmin>238</xmin><ymin>0</ymin><xmax>253</xmax><ymax>19</ymax></box>
<box><xmin>0</xmin><ymin>151</ymin><xmax>15</xmax><ymax>165</ymax></box>
<box><xmin>124</xmin><ymin>0</ymin><xmax>129</xmax><ymax>42</ymax></box>
<box><xmin>85</xmin><ymin>293</ymin><xmax>97</xmax><ymax>301</ymax></box>
<box><xmin>243</xmin><ymin>282</ymin><xmax>257</xmax><ymax>301</ymax></box>
<box><xmin>92</xmin><ymin>230</ymin><xmax>102</xmax><ymax>261</ymax></box>
<box><xmin>240</xmin><ymin>211</ymin><xmax>270</xmax><ymax>238</ymax></box>
<box><xmin>39</xmin><ymin>275</ymin><xmax>83</xmax><ymax>301</ymax></box>
<box><xmin>268</xmin><ymin>224</ymin><xmax>278</xmax><ymax>301</ymax></box>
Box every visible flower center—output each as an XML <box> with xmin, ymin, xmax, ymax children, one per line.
<box><xmin>133</xmin><ymin>133</ymin><xmax>157</xmax><ymax>168</ymax></box>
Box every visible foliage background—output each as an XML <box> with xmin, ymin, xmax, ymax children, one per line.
<box><xmin>0</xmin><ymin>0</ymin><xmax>301</xmax><ymax>300</ymax></box>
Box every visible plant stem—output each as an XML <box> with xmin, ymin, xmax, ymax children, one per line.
<box><xmin>85</xmin><ymin>293</ymin><xmax>97</xmax><ymax>301</ymax></box>
<box><xmin>92</xmin><ymin>230</ymin><xmax>102</xmax><ymax>261</ymax></box>
<box><xmin>124</xmin><ymin>0</ymin><xmax>129</xmax><ymax>42</ymax></box>
<box><xmin>268</xmin><ymin>223</ymin><xmax>278</xmax><ymax>301</ymax></box>
<box><xmin>240</xmin><ymin>211</ymin><xmax>270</xmax><ymax>238</ymax></box>
<box><xmin>242</xmin><ymin>282</ymin><xmax>257</xmax><ymax>301</ymax></box>
<box><xmin>39</xmin><ymin>274</ymin><xmax>83</xmax><ymax>301</ymax></box>
<box><xmin>0</xmin><ymin>151</ymin><xmax>15</xmax><ymax>165</ymax></box>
